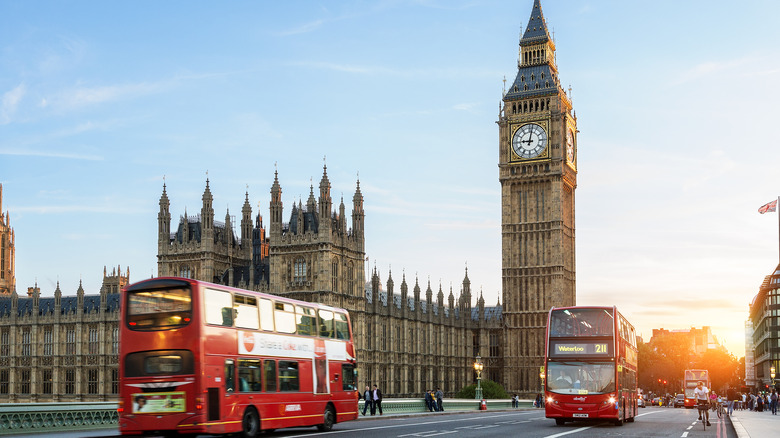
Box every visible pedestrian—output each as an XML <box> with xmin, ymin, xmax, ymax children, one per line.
<box><xmin>435</xmin><ymin>387</ymin><xmax>444</xmax><ymax>412</ymax></box>
<box><xmin>372</xmin><ymin>384</ymin><xmax>383</xmax><ymax>415</ymax></box>
<box><xmin>770</xmin><ymin>390</ymin><xmax>777</xmax><ymax>415</ymax></box>
<box><xmin>513</xmin><ymin>394</ymin><xmax>519</xmax><ymax>408</ymax></box>
<box><xmin>425</xmin><ymin>390</ymin><xmax>433</xmax><ymax>412</ymax></box>
<box><xmin>536</xmin><ymin>393</ymin><xmax>544</xmax><ymax>408</ymax></box>
<box><xmin>361</xmin><ymin>385</ymin><xmax>373</xmax><ymax>416</ymax></box>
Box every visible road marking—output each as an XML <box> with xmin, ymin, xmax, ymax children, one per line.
<box><xmin>686</xmin><ymin>425</ymin><xmax>692</xmax><ymax>430</ymax></box>
<box><xmin>284</xmin><ymin>412</ymin><xmax>533</xmax><ymax>437</ymax></box>
<box><xmin>398</xmin><ymin>431</ymin><xmax>458</xmax><ymax>437</ymax></box>
<box><xmin>542</xmin><ymin>425</ymin><xmax>597</xmax><ymax>438</ymax></box>
<box><xmin>681</xmin><ymin>432</ymin><xmax>688</xmax><ymax>438</ymax></box>
<box><xmin>455</xmin><ymin>424</ymin><xmax>500</xmax><ymax>430</ymax></box>
<box><xmin>635</xmin><ymin>410</ymin><xmax>665</xmax><ymax>418</ymax></box>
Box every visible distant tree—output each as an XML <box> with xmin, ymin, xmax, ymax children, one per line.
<box><xmin>691</xmin><ymin>349</ymin><xmax>739</xmax><ymax>393</ymax></box>
<box><xmin>639</xmin><ymin>335</ymin><xmax>691</xmax><ymax>395</ymax></box>
<box><xmin>454</xmin><ymin>380</ymin><xmax>509</xmax><ymax>399</ymax></box>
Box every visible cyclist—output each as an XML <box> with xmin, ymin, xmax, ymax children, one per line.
<box><xmin>694</xmin><ymin>381</ymin><xmax>711</xmax><ymax>426</ymax></box>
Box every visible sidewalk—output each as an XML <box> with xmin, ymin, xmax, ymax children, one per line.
<box><xmin>729</xmin><ymin>409</ymin><xmax>778</xmax><ymax>438</ymax></box>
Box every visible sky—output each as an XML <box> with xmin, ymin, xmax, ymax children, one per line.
<box><xmin>2</xmin><ymin>0</ymin><xmax>780</xmax><ymax>358</ymax></box>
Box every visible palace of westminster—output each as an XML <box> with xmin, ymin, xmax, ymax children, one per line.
<box><xmin>0</xmin><ymin>0</ymin><xmax>577</xmax><ymax>402</ymax></box>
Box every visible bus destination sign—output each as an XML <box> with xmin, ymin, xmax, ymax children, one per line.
<box><xmin>549</xmin><ymin>341</ymin><xmax>612</xmax><ymax>357</ymax></box>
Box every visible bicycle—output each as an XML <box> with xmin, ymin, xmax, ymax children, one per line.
<box><xmin>697</xmin><ymin>400</ymin><xmax>710</xmax><ymax>431</ymax></box>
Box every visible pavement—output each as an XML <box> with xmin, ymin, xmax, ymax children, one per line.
<box><xmin>729</xmin><ymin>408</ymin><xmax>779</xmax><ymax>438</ymax></box>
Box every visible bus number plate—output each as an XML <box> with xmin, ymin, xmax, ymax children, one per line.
<box><xmin>573</xmin><ymin>413</ymin><xmax>589</xmax><ymax>418</ymax></box>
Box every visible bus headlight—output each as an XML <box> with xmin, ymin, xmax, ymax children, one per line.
<box><xmin>608</xmin><ymin>397</ymin><xmax>616</xmax><ymax>404</ymax></box>
<box><xmin>546</xmin><ymin>396</ymin><xmax>557</xmax><ymax>405</ymax></box>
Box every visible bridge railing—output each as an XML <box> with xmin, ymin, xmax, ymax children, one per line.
<box><xmin>0</xmin><ymin>402</ymin><xmax>118</xmax><ymax>436</ymax></box>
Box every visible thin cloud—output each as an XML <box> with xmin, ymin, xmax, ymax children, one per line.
<box><xmin>1</xmin><ymin>83</ymin><xmax>26</xmax><ymax>124</ymax></box>
<box><xmin>43</xmin><ymin>81</ymin><xmax>170</xmax><ymax>111</ymax></box>
<box><xmin>671</xmin><ymin>56</ymin><xmax>753</xmax><ymax>86</ymax></box>
<box><xmin>276</xmin><ymin>19</ymin><xmax>325</xmax><ymax>36</ymax></box>
<box><xmin>0</xmin><ymin>147</ymin><xmax>103</xmax><ymax>160</ymax></box>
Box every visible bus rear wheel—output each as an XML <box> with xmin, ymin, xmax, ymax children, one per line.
<box><xmin>241</xmin><ymin>407</ymin><xmax>260</xmax><ymax>438</ymax></box>
<box><xmin>317</xmin><ymin>405</ymin><xmax>335</xmax><ymax>432</ymax></box>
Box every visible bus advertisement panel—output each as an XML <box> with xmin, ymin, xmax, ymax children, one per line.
<box><xmin>544</xmin><ymin>306</ymin><xmax>639</xmax><ymax>427</ymax></box>
<box><xmin>118</xmin><ymin>278</ymin><xmax>358</xmax><ymax>437</ymax></box>
<box><xmin>683</xmin><ymin>369</ymin><xmax>710</xmax><ymax>408</ymax></box>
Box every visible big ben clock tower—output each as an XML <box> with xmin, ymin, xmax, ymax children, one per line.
<box><xmin>498</xmin><ymin>0</ymin><xmax>576</xmax><ymax>395</ymax></box>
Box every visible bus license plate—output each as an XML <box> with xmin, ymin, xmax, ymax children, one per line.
<box><xmin>573</xmin><ymin>413</ymin><xmax>589</xmax><ymax>418</ymax></box>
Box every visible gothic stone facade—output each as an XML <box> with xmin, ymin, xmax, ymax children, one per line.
<box><xmin>157</xmin><ymin>166</ymin><xmax>504</xmax><ymax>397</ymax></box>
<box><xmin>0</xmin><ymin>184</ymin><xmax>15</xmax><ymax>296</ymax></box>
<box><xmin>0</xmin><ymin>267</ymin><xmax>128</xmax><ymax>402</ymax></box>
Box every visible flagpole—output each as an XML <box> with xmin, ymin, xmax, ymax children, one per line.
<box><xmin>777</xmin><ymin>195</ymin><xmax>779</xmax><ymax>263</ymax></box>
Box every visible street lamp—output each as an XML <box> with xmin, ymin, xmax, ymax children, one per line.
<box><xmin>474</xmin><ymin>355</ymin><xmax>484</xmax><ymax>400</ymax></box>
<box><xmin>771</xmin><ymin>365</ymin><xmax>776</xmax><ymax>388</ymax></box>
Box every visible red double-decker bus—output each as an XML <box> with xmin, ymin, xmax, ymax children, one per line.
<box><xmin>544</xmin><ymin>306</ymin><xmax>638</xmax><ymax>426</ymax></box>
<box><xmin>118</xmin><ymin>277</ymin><xmax>358</xmax><ymax>437</ymax></box>
<box><xmin>683</xmin><ymin>369</ymin><xmax>710</xmax><ymax>408</ymax></box>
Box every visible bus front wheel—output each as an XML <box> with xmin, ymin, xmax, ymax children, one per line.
<box><xmin>555</xmin><ymin>418</ymin><xmax>566</xmax><ymax>426</ymax></box>
<box><xmin>241</xmin><ymin>407</ymin><xmax>260</xmax><ymax>438</ymax></box>
<box><xmin>317</xmin><ymin>405</ymin><xmax>335</xmax><ymax>432</ymax></box>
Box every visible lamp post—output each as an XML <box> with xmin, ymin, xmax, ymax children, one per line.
<box><xmin>474</xmin><ymin>355</ymin><xmax>484</xmax><ymax>400</ymax></box>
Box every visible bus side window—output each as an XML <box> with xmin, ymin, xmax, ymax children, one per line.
<box><xmin>204</xmin><ymin>288</ymin><xmax>233</xmax><ymax>326</ymax></box>
<box><xmin>335</xmin><ymin>312</ymin><xmax>349</xmax><ymax>340</ymax></box>
<box><xmin>259</xmin><ymin>299</ymin><xmax>274</xmax><ymax>331</ymax></box>
<box><xmin>234</xmin><ymin>295</ymin><xmax>259</xmax><ymax>329</ymax></box>
<box><xmin>279</xmin><ymin>361</ymin><xmax>299</xmax><ymax>392</ymax></box>
<box><xmin>264</xmin><ymin>360</ymin><xmax>277</xmax><ymax>392</ymax></box>
<box><xmin>296</xmin><ymin>306</ymin><xmax>316</xmax><ymax>336</ymax></box>
<box><xmin>274</xmin><ymin>302</ymin><xmax>296</xmax><ymax>334</ymax></box>
<box><xmin>238</xmin><ymin>359</ymin><xmax>261</xmax><ymax>392</ymax></box>
<box><xmin>341</xmin><ymin>364</ymin><xmax>356</xmax><ymax>391</ymax></box>
<box><xmin>225</xmin><ymin>359</ymin><xmax>235</xmax><ymax>393</ymax></box>
<box><xmin>319</xmin><ymin>310</ymin><xmax>334</xmax><ymax>338</ymax></box>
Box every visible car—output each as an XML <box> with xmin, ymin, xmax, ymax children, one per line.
<box><xmin>652</xmin><ymin>397</ymin><xmax>661</xmax><ymax>406</ymax></box>
<box><xmin>674</xmin><ymin>394</ymin><xmax>685</xmax><ymax>408</ymax></box>
<box><xmin>637</xmin><ymin>396</ymin><xmax>646</xmax><ymax>408</ymax></box>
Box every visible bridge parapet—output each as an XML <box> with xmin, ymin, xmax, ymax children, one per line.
<box><xmin>0</xmin><ymin>402</ymin><xmax>118</xmax><ymax>436</ymax></box>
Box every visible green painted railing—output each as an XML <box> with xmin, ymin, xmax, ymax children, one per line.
<box><xmin>358</xmin><ymin>398</ymin><xmax>534</xmax><ymax>413</ymax></box>
<box><xmin>0</xmin><ymin>399</ymin><xmax>534</xmax><ymax>435</ymax></box>
<box><xmin>0</xmin><ymin>402</ymin><xmax>118</xmax><ymax>436</ymax></box>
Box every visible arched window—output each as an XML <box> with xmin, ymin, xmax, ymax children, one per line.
<box><xmin>294</xmin><ymin>258</ymin><xmax>307</xmax><ymax>283</ymax></box>
<box><xmin>332</xmin><ymin>259</ymin><xmax>339</xmax><ymax>292</ymax></box>
<box><xmin>347</xmin><ymin>262</ymin><xmax>355</xmax><ymax>296</ymax></box>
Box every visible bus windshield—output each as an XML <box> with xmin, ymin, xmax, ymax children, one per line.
<box><xmin>127</xmin><ymin>287</ymin><xmax>192</xmax><ymax>330</ymax></box>
<box><xmin>547</xmin><ymin>361</ymin><xmax>615</xmax><ymax>395</ymax></box>
<box><xmin>549</xmin><ymin>308</ymin><xmax>614</xmax><ymax>337</ymax></box>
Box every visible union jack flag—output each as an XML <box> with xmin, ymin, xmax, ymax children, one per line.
<box><xmin>758</xmin><ymin>199</ymin><xmax>777</xmax><ymax>214</ymax></box>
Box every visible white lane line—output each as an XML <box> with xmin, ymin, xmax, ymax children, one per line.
<box><xmin>636</xmin><ymin>410</ymin><xmax>665</xmax><ymax>417</ymax></box>
<box><xmin>398</xmin><ymin>431</ymin><xmax>458</xmax><ymax>437</ymax></box>
<box><xmin>681</xmin><ymin>432</ymin><xmax>689</xmax><ymax>438</ymax></box>
<box><xmin>686</xmin><ymin>425</ymin><xmax>692</xmax><ymax>430</ymax></box>
<box><xmin>542</xmin><ymin>425</ymin><xmax>597</xmax><ymax>438</ymax></box>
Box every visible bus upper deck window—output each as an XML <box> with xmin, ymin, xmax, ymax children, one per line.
<box><xmin>126</xmin><ymin>287</ymin><xmax>192</xmax><ymax>331</ymax></box>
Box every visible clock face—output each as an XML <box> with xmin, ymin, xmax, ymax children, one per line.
<box><xmin>512</xmin><ymin>123</ymin><xmax>547</xmax><ymax>159</ymax></box>
<box><xmin>566</xmin><ymin>129</ymin><xmax>575</xmax><ymax>163</ymax></box>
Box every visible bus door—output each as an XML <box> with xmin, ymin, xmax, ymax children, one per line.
<box><xmin>223</xmin><ymin>359</ymin><xmax>241</xmax><ymax>420</ymax></box>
